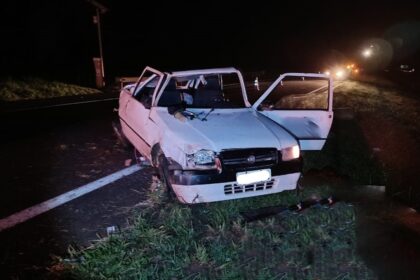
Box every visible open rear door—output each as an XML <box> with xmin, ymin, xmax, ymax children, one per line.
<box><xmin>252</xmin><ymin>73</ymin><xmax>333</xmax><ymax>150</ymax></box>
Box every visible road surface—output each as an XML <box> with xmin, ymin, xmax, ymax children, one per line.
<box><xmin>0</xmin><ymin>97</ymin><xmax>154</xmax><ymax>278</ymax></box>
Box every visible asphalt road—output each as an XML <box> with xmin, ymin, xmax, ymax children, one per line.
<box><xmin>0</xmin><ymin>98</ymin><xmax>155</xmax><ymax>278</ymax></box>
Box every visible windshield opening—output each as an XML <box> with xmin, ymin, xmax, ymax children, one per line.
<box><xmin>157</xmin><ymin>73</ymin><xmax>245</xmax><ymax>109</ymax></box>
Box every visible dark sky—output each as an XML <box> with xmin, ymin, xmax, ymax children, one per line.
<box><xmin>1</xmin><ymin>0</ymin><xmax>419</xmax><ymax>85</ymax></box>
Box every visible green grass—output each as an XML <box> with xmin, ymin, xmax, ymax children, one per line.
<box><xmin>0</xmin><ymin>77</ymin><xmax>100</xmax><ymax>101</ymax></box>
<box><xmin>58</xmin><ymin>187</ymin><xmax>374</xmax><ymax>279</ymax></box>
<box><xmin>303</xmin><ymin>118</ymin><xmax>386</xmax><ymax>185</ymax></box>
<box><xmin>334</xmin><ymin>80</ymin><xmax>420</xmax><ymax>138</ymax></box>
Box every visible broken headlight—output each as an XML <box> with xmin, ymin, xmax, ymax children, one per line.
<box><xmin>187</xmin><ymin>149</ymin><xmax>216</xmax><ymax>167</ymax></box>
<box><xmin>281</xmin><ymin>145</ymin><xmax>300</xmax><ymax>161</ymax></box>
<box><xmin>186</xmin><ymin>150</ymin><xmax>222</xmax><ymax>173</ymax></box>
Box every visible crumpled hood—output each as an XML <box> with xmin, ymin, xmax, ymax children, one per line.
<box><xmin>151</xmin><ymin>108</ymin><xmax>297</xmax><ymax>154</ymax></box>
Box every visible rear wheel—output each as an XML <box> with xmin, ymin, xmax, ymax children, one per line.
<box><xmin>111</xmin><ymin>121</ymin><xmax>131</xmax><ymax>150</ymax></box>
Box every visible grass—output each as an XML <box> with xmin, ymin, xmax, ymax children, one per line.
<box><xmin>334</xmin><ymin>80</ymin><xmax>420</xmax><ymax>207</ymax></box>
<box><xmin>303</xmin><ymin>118</ymin><xmax>386</xmax><ymax>185</ymax></box>
<box><xmin>334</xmin><ymin>80</ymin><xmax>420</xmax><ymax>139</ymax></box>
<box><xmin>57</xmin><ymin>186</ymin><xmax>375</xmax><ymax>279</ymax></box>
<box><xmin>0</xmin><ymin>77</ymin><xmax>100</xmax><ymax>101</ymax></box>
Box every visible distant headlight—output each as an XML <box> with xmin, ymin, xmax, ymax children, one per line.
<box><xmin>282</xmin><ymin>145</ymin><xmax>300</xmax><ymax>161</ymax></box>
<box><xmin>187</xmin><ymin>149</ymin><xmax>216</xmax><ymax>167</ymax></box>
<box><xmin>335</xmin><ymin>70</ymin><xmax>344</xmax><ymax>78</ymax></box>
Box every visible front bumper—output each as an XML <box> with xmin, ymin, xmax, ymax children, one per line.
<box><xmin>172</xmin><ymin>172</ymin><xmax>300</xmax><ymax>203</ymax></box>
<box><xmin>167</xmin><ymin>158</ymin><xmax>302</xmax><ymax>203</ymax></box>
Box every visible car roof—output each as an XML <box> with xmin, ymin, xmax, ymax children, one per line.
<box><xmin>168</xmin><ymin>67</ymin><xmax>240</xmax><ymax>77</ymax></box>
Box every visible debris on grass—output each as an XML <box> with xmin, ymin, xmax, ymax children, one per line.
<box><xmin>106</xmin><ymin>225</ymin><xmax>120</xmax><ymax>237</ymax></box>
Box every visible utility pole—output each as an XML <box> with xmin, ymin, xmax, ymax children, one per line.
<box><xmin>86</xmin><ymin>0</ymin><xmax>108</xmax><ymax>88</ymax></box>
<box><xmin>96</xmin><ymin>7</ymin><xmax>104</xmax><ymax>85</ymax></box>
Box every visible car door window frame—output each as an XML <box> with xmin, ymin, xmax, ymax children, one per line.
<box><xmin>252</xmin><ymin>73</ymin><xmax>333</xmax><ymax>112</ymax></box>
<box><xmin>132</xmin><ymin>67</ymin><xmax>164</xmax><ymax>109</ymax></box>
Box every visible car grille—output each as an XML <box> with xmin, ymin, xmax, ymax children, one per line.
<box><xmin>219</xmin><ymin>148</ymin><xmax>278</xmax><ymax>170</ymax></box>
<box><xmin>224</xmin><ymin>179</ymin><xmax>275</xmax><ymax>195</ymax></box>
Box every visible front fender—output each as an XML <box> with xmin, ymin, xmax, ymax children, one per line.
<box><xmin>159</xmin><ymin>139</ymin><xmax>187</xmax><ymax>168</ymax></box>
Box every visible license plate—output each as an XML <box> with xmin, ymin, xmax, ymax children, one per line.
<box><xmin>236</xmin><ymin>169</ymin><xmax>271</xmax><ymax>185</ymax></box>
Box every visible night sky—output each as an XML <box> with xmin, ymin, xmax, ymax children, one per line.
<box><xmin>1</xmin><ymin>0</ymin><xmax>419</xmax><ymax>85</ymax></box>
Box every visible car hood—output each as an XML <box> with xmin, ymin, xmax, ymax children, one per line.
<box><xmin>151</xmin><ymin>108</ymin><xmax>297</xmax><ymax>154</ymax></box>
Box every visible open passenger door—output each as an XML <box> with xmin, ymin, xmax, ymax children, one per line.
<box><xmin>252</xmin><ymin>73</ymin><xmax>333</xmax><ymax>150</ymax></box>
<box><xmin>120</xmin><ymin>66</ymin><xmax>164</xmax><ymax>156</ymax></box>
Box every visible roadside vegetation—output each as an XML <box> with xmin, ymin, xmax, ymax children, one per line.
<box><xmin>334</xmin><ymin>80</ymin><xmax>420</xmax><ymax>207</ymax></box>
<box><xmin>57</xmin><ymin>186</ymin><xmax>373</xmax><ymax>279</ymax></box>
<box><xmin>334</xmin><ymin>80</ymin><xmax>420</xmax><ymax>139</ymax></box>
<box><xmin>0</xmin><ymin>77</ymin><xmax>100</xmax><ymax>101</ymax></box>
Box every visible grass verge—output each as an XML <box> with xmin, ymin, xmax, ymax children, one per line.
<box><xmin>303</xmin><ymin>118</ymin><xmax>386</xmax><ymax>185</ymax></box>
<box><xmin>56</xmin><ymin>186</ymin><xmax>374</xmax><ymax>279</ymax></box>
<box><xmin>0</xmin><ymin>77</ymin><xmax>100</xmax><ymax>101</ymax></box>
<box><xmin>334</xmin><ymin>80</ymin><xmax>420</xmax><ymax>207</ymax></box>
<box><xmin>334</xmin><ymin>80</ymin><xmax>420</xmax><ymax>139</ymax></box>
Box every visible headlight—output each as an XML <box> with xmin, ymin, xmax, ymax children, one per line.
<box><xmin>187</xmin><ymin>149</ymin><xmax>216</xmax><ymax>167</ymax></box>
<box><xmin>282</xmin><ymin>145</ymin><xmax>300</xmax><ymax>161</ymax></box>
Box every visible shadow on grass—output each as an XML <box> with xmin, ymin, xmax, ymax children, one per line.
<box><xmin>303</xmin><ymin>117</ymin><xmax>385</xmax><ymax>186</ymax></box>
<box><xmin>301</xmin><ymin>116</ymin><xmax>420</xmax><ymax>279</ymax></box>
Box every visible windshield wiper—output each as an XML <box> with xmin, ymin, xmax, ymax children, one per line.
<box><xmin>201</xmin><ymin>107</ymin><xmax>215</xmax><ymax>121</ymax></box>
<box><xmin>182</xmin><ymin>110</ymin><xmax>204</xmax><ymax>120</ymax></box>
<box><xmin>168</xmin><ymin>103</ymin><xmax>211</xmax><ymax>121</ymax></box>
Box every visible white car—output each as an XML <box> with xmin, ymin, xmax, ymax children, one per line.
<box><xmin>118</xmin><ymin>66</ymin><xmax>333</xmax><ymax>204</ymax></box>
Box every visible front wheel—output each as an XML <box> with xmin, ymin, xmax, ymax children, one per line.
<box><xmin>154</xmin><ymin>153</ymin><xmax>176</xmax><ymax>203</ymax></box>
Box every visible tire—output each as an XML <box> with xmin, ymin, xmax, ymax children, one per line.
<box><xmin>111</xmin><ymin>121</ymin><xmax>131</xmax><ymax>149</ymax></box>
<box><xmin>156</xmin><ymin>152</ymin><xmax>176</xmax><ymax>202</ymax></box>
<box><xmin>296</xmin><ymin>174</ymin><xmax>304</xmax><ymax>196</ymax></box>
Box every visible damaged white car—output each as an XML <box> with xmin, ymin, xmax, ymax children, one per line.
<box><xmin>118</xmin><ymin>66</ymin><xmax>333</xmax><ymax>204</ymax></box>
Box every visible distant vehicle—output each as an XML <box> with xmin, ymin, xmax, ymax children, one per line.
<box><xmin>324</xmin><ymin>63</ymin><xmax>359</xmax><ymax>80</ymax></box>
<box><xmin>118</xmin><ymin>66</ymin><xmax>334</xmax><ymax>203</ymax></box>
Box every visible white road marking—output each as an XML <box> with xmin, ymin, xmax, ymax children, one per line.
<box><xmin>8</xmin><ymin>97</ymin><xmax>118</xmax><ymax>112</ymax></box>
<box><xmin>0</xmin><ymin>165</ymin><xmax>142</xmax><ymax>232</ymax></box>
